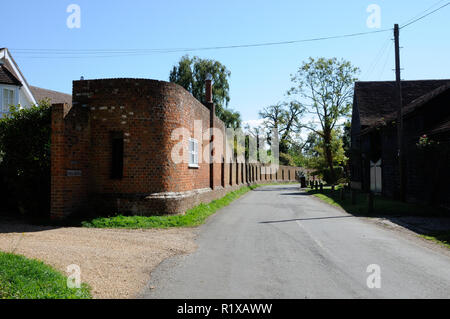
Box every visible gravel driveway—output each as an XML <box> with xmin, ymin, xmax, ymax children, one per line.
<box><xmin>0</xmin><ymin>221</ymin><xmax>197</xmax><ymax>298</ymax></box>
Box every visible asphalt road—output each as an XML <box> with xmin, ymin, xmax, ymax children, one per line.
<box><xmin>141</xmin><ymin>184</ymin><xmax>450</xmax><ymax>299</ymax></box>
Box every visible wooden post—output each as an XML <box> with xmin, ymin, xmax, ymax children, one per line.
<box><xmin>394</xmin><ymin>24</ymin><xmax>405</xmax><ymax>201</ymax></box>
<box><xmin>320</xmin><ymin>183</ymin><xmax>323</xmax><ymax>192</ymax></box>
<box><xmin>340</xmin><ymin>188</ymin><xmax>345</xmax><ymax>200</ymax></box>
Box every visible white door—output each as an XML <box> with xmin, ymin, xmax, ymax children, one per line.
<box><xmin>370</xmin><ymin>159</ymin><xmax>382</xmax><ymax>193</ymax></box>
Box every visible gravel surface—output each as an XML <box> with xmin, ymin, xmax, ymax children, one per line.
<box><xmin>0</xmin><ymin>222</ymin><xmax>197</xmax><ymax>299</ymax></box>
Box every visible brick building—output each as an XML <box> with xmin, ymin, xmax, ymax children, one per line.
<box><xmin>350</xmin><ymin>79</ymin><xmax>450</xmax><ymax>208</ymax></box>
<box><xmin>51</xmin><ymin>78</ymin><xmax>303</xmax><ymax>219</ymax></box>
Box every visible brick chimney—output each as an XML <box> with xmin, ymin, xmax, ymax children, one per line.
<box><xmin>205</xmin><ymin>73</ymin><xmax>213</xmax><ymax>104</ymax></box>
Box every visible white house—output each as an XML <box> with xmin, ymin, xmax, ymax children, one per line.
<box><xmin>0</xmin><ymin>48</ymin><xmax>71</xmax><ymax>117</ymax></box>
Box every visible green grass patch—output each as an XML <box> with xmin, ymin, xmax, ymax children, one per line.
<box><xmin>420</xmin><ymin>232</ymin><xmax>450</xmax><ymax>249</ymax></box>
<box><xmin>306</xmin><ymin>186</ymin><xmax>448</xmax><ymax>217</ymax></box>
<box><xmin>0</xmin><ymin>252</ymin><xmax>91</xmax><ymax>299</ymax></box>
<box><xmin>82</xmin><ymin>184</ymin><xmax>274</xmax><ymax>229</ymax></box>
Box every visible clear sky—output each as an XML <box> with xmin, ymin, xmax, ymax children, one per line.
<box><xmin>2</xmin><ymin>0</ymin><xmax>449</xmax><ymax>122</ymax></box>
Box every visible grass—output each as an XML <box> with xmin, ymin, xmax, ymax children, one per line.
<box><xmin>0</xmin><ymin>252</ymin><xmax>91</xmax><ymax>299</ymax></box>
<box><xmin>307</xmin><ymin>186</ymin><xmax>450</xmax><ymax>248</ymax></box>
<box><xmin>420</xmin><ymin>232</ymin><xmax>450</xmax><ymax>249</ymax></box>
<box><xmin>82</xmin><ymin>183</ymin><xmax>293</xmax><ymax>229</ymax></box>
<box><xmin>306</xmin><ymin>185</ymin><xmax>448</xmax><ymax>217</ymax></box>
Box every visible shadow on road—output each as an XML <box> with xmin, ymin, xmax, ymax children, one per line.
<box><xmin>280</xmin><ymin>187</ymin><xmax>450</xmax><ymax>246</ymax></box>
<box><xmin>260</xmin><ymin>215</ymin><xmax>354</xmax><ymax>224</ymax></box>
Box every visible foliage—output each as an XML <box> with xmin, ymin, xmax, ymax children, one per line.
<box><xmin>322</xmin><ymin>166</ymin><xmax>344</xmax><ymax>184</ymax></box>
<box><xmin>279</xmin><ymin>152</ymin><xmax>296</xmax><ymax>166</ymax></box>
<box><xmin>258</xmin><ymin>102</ymin><xmax>304</xmax><ymax>153</ymax></box>
<box><xmin>303</xmin><ymin>129</ymin><xmax>348</xmax><ymax>172</ymax></box>
<box><xmin>416</xmin><ymin>134</ymin><xmax>439</xmax><ymax>149</ymax></box>
<box><xmin>169</xmin><ymin>55</ymin><xmax>241</xmax><ymax>128</ymax></box>
<box><xmin>288</xmin><ymin>57</ymin><xmax>359</xmax><ymax>180</ymax></box>
<box><xmin>0</xmin><ymin>252</ymin><xmax>91</xmax><ymax>299</ymax></box>
<box><xmin>0</xmin><ymin>102</ymin><xmax>51</xmax><ymax>218</ymax></box>
<box><xmin>342</xmin><ymin>121</ymin><xmax>351</xmax><ymax>156</ymax></box>
<box><xmin>287</xmin><ymin>143</ymin><xmax>307</xmax><ymax>167</ymax></box>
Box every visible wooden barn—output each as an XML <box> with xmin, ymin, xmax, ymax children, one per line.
<box><xmin>350</xmin><ymin>79</ymin><xmax>450</xmax><ymax>208</ymax></box>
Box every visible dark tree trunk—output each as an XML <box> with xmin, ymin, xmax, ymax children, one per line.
<box><xmin>323</xmin><ymin>128</ymin><xmax>336</xmax><ymax>183</ymax></box>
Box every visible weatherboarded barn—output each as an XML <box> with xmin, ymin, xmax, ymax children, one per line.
<box><xmin>350</xmin><ymin>79</ymin><xmax>450</xmax><ymax>208</ymax></box>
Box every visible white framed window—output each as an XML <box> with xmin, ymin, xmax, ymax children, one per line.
<box><xmin>188</xmin><ymin>138</ymin><xmax>199</xmax><ymax>168</ymax></box>
<box><xmin>2</xmin><ymin>88</ymin><xmax>15</xmax><ymax>112</ymax></box>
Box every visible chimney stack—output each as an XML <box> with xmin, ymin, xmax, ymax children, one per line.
<box><xmin>205</xmin><ymin>73</ymin><xmax>213</xmax><ymax>103</ymax></box>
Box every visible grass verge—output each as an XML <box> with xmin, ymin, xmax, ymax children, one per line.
<box><xmin>82</xmin><ymin>184</ymin><xmax>276</xmax><ymax>229</ymax></box>
<box><xmin>420</xmin><ymin>232</ymin><xmax>450</xmax><ymax>249</ymax></box>
<box><xmin>307</xmin><ymin>186</ymin><xmax>450</xmax><ymax>248</ymax></box>
<box><xmin>0</xmin><ymin>252</ymin><xmax>91</xmax><ymax>299</ymax></box>
<box><xmin>306</xmin><ymin>186</ymin><xmax>448</xmax><ymax>217</ymax></box>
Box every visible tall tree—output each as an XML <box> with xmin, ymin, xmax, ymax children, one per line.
<box><xmin>169</xmin><ymin>55</ymin><xmax>241</xmax><ymax>128</ymax></box>
<box><xmin>258</xmin><ymin>101</ymin><xmax>304</xmax><ymax>153</ymax></box>
<box><xmin>288</xmin><ymin>57</ymin><xmax>359</xmax><ymax>182</ymax></box>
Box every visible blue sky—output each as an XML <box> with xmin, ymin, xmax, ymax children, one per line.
<box><xmin>2</xmin><ymin>0</ymin><xmax>449</xmax><ymax>122</ymax></box>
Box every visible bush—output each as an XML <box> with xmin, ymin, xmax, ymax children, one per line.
<box><xmin>322</xmin><ymin>166</ymin><xmax>344</xmax><ymax>185</ymax></box>
<box><xmin>0</xmin><ymin>102</ymin><xmax>51</xmax><ymax>219</ymax></box>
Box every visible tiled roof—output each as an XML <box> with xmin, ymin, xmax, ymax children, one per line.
<box><xmin>30</xmin><ymin>86</ymin><xmax>72</xmax><ymax>106</ymax></box>
<box><xmin>354</xmin><ymin>79</ymin><xmax>450</xmax><ymax>127</ymax></box>
<box><xmin>0</xmin><ymin>63</ymin><xmax>22</xmax><ymax>86</ymax></box>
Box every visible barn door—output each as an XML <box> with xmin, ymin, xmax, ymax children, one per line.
<box><xmin>370</xmin><ymin>159</ymin><xmax>382</xmax><ymax>193</ymax></box>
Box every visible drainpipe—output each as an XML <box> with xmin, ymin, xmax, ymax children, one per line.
<box><xmin>205</xmin><ymin>74</ymin><xmax>215</xmax><ymax>190</ymax></box>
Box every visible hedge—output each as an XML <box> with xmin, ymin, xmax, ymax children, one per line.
<box><xmin>0</xmin><ymin>102</ymin><xmax>51</xmax><ymax>219</ymax></box>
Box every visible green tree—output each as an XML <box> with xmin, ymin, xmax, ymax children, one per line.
<box><xmin>258</xmin><ymin>101</ymin><xmax>304</xmax><ymax>153</ymax></box>
<box><xmin>169</xmin><ymin>55</ymin><xmax>241</xmax><ymax>128</ymax></box>
<box><xmin>289</xmin><ymin>57</ymin><xmax>359</xmax><ymax>182</ymax></box>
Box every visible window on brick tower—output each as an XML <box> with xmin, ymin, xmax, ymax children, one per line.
<box><xmin>188</xmin><ymin>138</ymin><xmax>199</xmax><ymax>168</ymax></box>
<box><xmin>111</xmin><ymin>132</ymin><xmax>124</xmax><ymax>179</ymax></box>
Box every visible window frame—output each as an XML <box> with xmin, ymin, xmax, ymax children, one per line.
<box><xmin>2</xmin><ymin>87</ymin><xmax>15</xmax><ymax>113</ymax></box>
<box><xmin>188</xmin><ymin>138</ymin><xmax>199</xmax><ymax>169</ymax></box>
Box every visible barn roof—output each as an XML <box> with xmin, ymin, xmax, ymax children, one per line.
<box><xmin>354</xmin><ymin>79</ymin><xmax>450</xmax><ymax>127</ymax></box>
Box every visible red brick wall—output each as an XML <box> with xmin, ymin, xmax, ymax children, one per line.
<box><xmin>51</xmin><ymin>78</ymin><xmax>303</xmax><ymax>219</ymax></box>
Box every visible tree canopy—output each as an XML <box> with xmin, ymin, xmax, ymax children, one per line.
<box><xmin>288</xmin><ymin>57</ymin><xmax>359</xmax><ymax>182</ymax></box>
<box><xmin>169</xmin><ymin>55</ymin><xmax>241</xmax><ymax>128</ymax></box>
<box><xmin>258</xmin><ymin>101</ymin><xmax>304</xmax><ymax>153</ymax></box>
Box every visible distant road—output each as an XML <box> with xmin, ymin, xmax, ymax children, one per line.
<box><xmin>141</xmin><ymin>184</ymin><xmax>450</xmax><ymax>299</ymax></box>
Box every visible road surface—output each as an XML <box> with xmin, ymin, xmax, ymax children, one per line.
<box><xmin>141</xmin><ymin>184</ymin><xmax>450</xmax><ymax>299</ymax></box>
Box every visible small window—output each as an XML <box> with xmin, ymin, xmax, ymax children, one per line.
<box><xmin>111</xmin><ymin>132</ymin><xmax>124</xmax><ymax>179</ymax></box>
<box><xmin>188</xmin><ymin>138</ymin><xmax>199</xmax><ymax>168</ymax></box>
<box><xmin>2</xmin><ymin>88</ymin><xmax>15</xmax><ymax>112</ymax></box>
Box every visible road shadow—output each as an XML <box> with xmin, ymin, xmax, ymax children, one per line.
<box><xmin>279</xmin><ymin>192</ymin><xmax>310</xmax><ymax>196</ymax></box>
<box><xmin>253</xmin><ymin>185</ymin><xmax>301</xmax><ymax>192</ymax></box>
<box><xmin>290</xmin><ymin>188</ymin><xmax>450</xmax><ymax>243</ymax></box>
<box><xmin>0</xmin><ymin>215</ymin><xmax>62</xmax><ymax>234</ymax></box>
<box><xmin>260</xmin><ymin>215</ymin><xmax>354</xmax><ymax>224</ymax></box>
